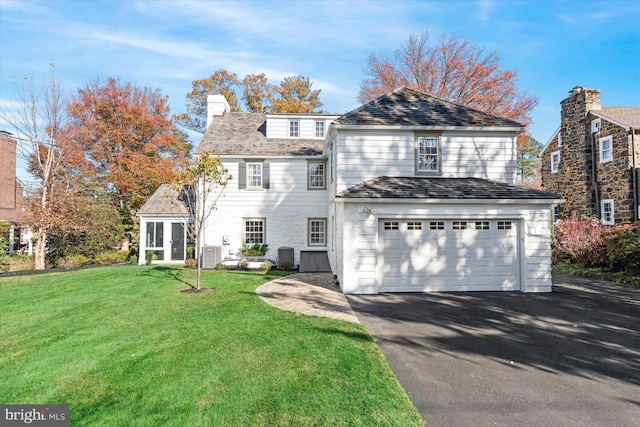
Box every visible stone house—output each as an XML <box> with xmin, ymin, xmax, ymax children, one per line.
<box><xmin>541</xmin><ymin>87</ymin><xmax>640</xmax><ymax>224</ymax></box>
<box><xmin>0</xmin><ymin>131</ymin><xmax>27</xmax><ymax>252</ymax></box>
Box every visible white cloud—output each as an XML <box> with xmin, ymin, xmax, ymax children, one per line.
<box><xmin>475</xmin><ymin>0</ymin><xmax>493</xmax><ymax>21</ymax></box>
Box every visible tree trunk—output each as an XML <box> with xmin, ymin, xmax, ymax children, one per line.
<box><xmin>33</xmin><ymin>229</ymin><xmax>47</xmax><ymax>270</ymax></box>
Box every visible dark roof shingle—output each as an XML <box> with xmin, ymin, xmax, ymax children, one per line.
<box><xmin>196</xmin><ymin>112</ymin><xmax>327</xmax><ymax>156</ymax></box>
<box><xmin>334</xmin><ymin>87</ymin><xmax>524</xmax><ymax>129</ymax></box>
<box><xmin>337</xmin><ymin>176</ymin><xmax>561</xmax><ymax>200</ymax></box>
<box><xmin>595</xmin><ymin>106</ymin><xmax>640</xmax><ymax>129</ymax></box>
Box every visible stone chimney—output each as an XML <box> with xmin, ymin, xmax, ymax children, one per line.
<box><xmin>206</xmin><ymin>94</ymin><xmax>231</xmax><ymax>129</ymax></box>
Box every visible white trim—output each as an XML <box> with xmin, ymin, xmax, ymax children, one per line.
<box><xmin>590</xmin><ymin>111</ymin><xmax>632</xmax><ymax>131</ymax></box>
<box><xmin>591</xmin><ymin>118</ymin><xmax>601</xmax><ymax>134</ymax></box>
<box><xmin>599</xmin><ymin>136</ymin><xmax>613</xmax><ymax>163</ymax></box>
<box><xmin>540</xmin><ymin>126</ymin><xmax>560</xmax><ymax>155</ymax></box>
<box><xmin>551</xmin><ymin>150</ymin><xmax>560</xmax><ymax>173</ymax></box>
<box><xmin>600</xmin><ymin>199</ymin><xmax>614</xmax><ymax>225</ymax></box>
<box><xmin>331</xmin><ymin>124</ymin><xmax>525</xmax><ymax>132</ymax></box>
<box><xmin>336</xmin><ymin>198</ymin><xmax>563</xmax><ymax>205</ymax></box>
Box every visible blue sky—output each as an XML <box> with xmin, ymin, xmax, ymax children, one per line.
<box><xmin>1</xmin><ymin>0</ymin><xmax>639</xmax><ymax>183</ymax></box>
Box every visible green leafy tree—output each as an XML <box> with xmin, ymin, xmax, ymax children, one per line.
<box><xmin>517</xmin><ymin>136</ymin><xmax>544</xmax><ymax>183</ymax></box>
<box><xmin>175</xmin><ymin>70</ymin><xmax>324</xmax><ymax>133</ymax></box>
<box><xmin>174</xmin><ymin>70</ymin><xmax>241</xmax><ymax>133</ymax></box>
<box><xmin>172</xmin><ymin>151</ymin><xmax>232</xmax><ymax>290</ymax></box>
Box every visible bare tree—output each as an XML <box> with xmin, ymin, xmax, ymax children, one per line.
<box><xmin>1</xmin><ymin>65</ymin><xmax>70</xmax><ymax>270</ymax></box>
<box><xmin>171</xmin><ymin>151</ymin><xmax>231</xmax><ymax>290</ymax></box>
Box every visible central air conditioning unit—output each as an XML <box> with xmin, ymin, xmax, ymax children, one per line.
<box><xmin>278</xmin><ymin>247</ymin><xmax>294</xmax><ymax>270</ymax></box>
<box><xmin>201</xmin><ymin>245</ymin><xmax>221</xmax><ymax>269</ymax></box>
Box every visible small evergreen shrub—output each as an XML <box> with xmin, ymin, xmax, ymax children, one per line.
<box><xmin>214</xmin><ymin>263</ymin><xmax>226</xmax><ymax>270</ymax></box>
<box><xmin>260</xmin><ymin>261</ymin><xmax>272</xmax><ymax>272</ymax></box>
<box><xmin>95</xmin><ymin>251</ymin><xmax>128</xmax><ymax>265</ymax></box>
<box><xmin>553</xmin><ymin>217</ymin><xmax>607</xmax><ymax>267</ymax></box>
<box><xmin>238</xmin><ymin>259</ymin><xmax>249</xmax><ymax>270</ymax></box>
<box><xmin>145</xmin><ymin>250</ymin><xmax>155</xmax><ymax>266</ymax></box>
<box><xmin>184</xmin><ymin>258</ymin><xmax>196</xmax><ymax>268</ymax></box>
<box><xmin>58</xmin><ymin>254</ymin><xmax>92</xmax><ymax>270</ymax></box>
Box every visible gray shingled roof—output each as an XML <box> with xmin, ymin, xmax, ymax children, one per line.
<box><xmin>334</xmin><ymin>87</ymin><xmax>525</xmax><ymax>129</ymax></box>
<box><xmin>337</xmin><ymin>176</ymin><xmax>561</xmax><ymax>200</ymax></box>
<box><xmin>137</xmin><ymin>184</ymin><xmax>192</xmax><ymax>216</ymax></box>
<box><xmin>196</xmin><ymin>112</ymin><xmax>325</xmax><ymax>156</ymax></box>
<box><xmin>596</xmin><ymin>106</ymin><xmax>640</xmax><ymax>129</ymax></box>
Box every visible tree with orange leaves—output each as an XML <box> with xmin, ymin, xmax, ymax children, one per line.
<box><xmin>359</xmin><ymin>32</ymin><xmax>537</xmax><ymax>128</ymax></box>
<box><xmin>65</xmin><ymin>77</ymin><xmax>192</xmax><ymax>245</ymax></box>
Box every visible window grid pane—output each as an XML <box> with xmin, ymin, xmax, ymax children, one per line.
<box><xmin>384</xmin><ymin>221</ymin><xmax>399</xmax><ymax>230</ymax></box>
<box><xmin>497</xmin><ymin>221</ymin><xmax>512</xmax><ymax>230</ymax></box>
<box><xmin>418</xmin><ymin>137</ymin><xmax>438</xmax><ymax>172</ymax></box>
<box><xmin>248</xmin><ymin>163</ymin><xmax>262</xmax><ymax>187</ymax></box>
<box><xmin>245</xmin><ymin>220</ymin><xmax>264</xmax><ymax>244</ymax></box>
<box><xmin>309</xmin><ymin>220</ymin><xmax>326</xmax><ymax>245</ymax></box>
<box><xmin>407</xmin><ymin>221</ymin><xmax>422</xmax><ymax>230</ymax></box>
<box><xmin>289</xmin><ymin>121</ymin><xmax>299</xmax><ymax>137</ymax></box>
<box><xmin>453</xmin><ymin>221</ymin><xmax>467</xmax><ymax>230</ymax></box>
<box><xmin>315</xmin><ymin>121</ymin><xmax>325</xmax><ymax>138</ymax></box>
<box><xmin>309</xmin><ymin>163</ymin><xmax>325</xmax><ymax>188</ymax></box>
<box><xmin>475</xmin><ymin>221</ymin><xmax>490</xmax><ymax>230</ymax></box>
<box><xmin>429</xmin><ymin>221</ymin><xmax>444</xmax><ymax>230</ymax></box>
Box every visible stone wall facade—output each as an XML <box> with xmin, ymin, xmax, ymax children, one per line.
<box><xmin>0</xmin><ymin>131</ymin><xmax>24</xmax><ymax>223</ymax></box>
<box><xmin>541</xmin><ymin>87</ymin><xmax>639</xmax><ymax>224</ymax></box>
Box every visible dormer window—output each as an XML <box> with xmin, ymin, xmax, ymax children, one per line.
<box><xmin>315</xmin><ymin>121</ymin><xmax>325</xmax><ymax>138</ymax></box>
<box><xmin>289</xmin><ymin>120</ymin><xmax>299</xmax><ymax>137</ymax></box>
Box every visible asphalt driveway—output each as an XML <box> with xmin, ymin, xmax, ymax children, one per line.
<box><xmin>347</xmin><ymin>273</ymin><xmax>640</xmax><ymax>427</ymax></box>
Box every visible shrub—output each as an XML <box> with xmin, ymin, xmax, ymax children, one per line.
<box><xmin>603</xmin><ymin>223</ymin><xmax>640</xmax><ymax>276</ymax></box>
<box><xmin>58</xmin><ymin>254</ymin><xmax>92</xmax><ymax>270</ymax></box>
<box><xmin>214</xmin><ymin>263</ymin><xmax>226</xmax><ymax>270</ymax></box>
<box><xmin>238</xmin><ymin>259</ymin><xmax>249</xmax><ymax>270</ymax></box>
<box><xmin>260</xmin><ymin>261</ymin><xmax>272</xmax><ymax>272</ymax></box>
<box><xmin>184</xmin><ymin>258</ymin><xmax>196</xmax><ymax>268</ymax></box>
<box><xmin>95</xmin><ymin>251</ymin><xmax>129</xmax><ymax>265</ymax></box>
<box><xmin>145</xmin><ymin>250</ymin><xmax>155</xmax><ymax>266</ymax></box>
<box><xmin>553</xmin><ymin>217</ymin><xmax>607</xmax><ymax>267</ymax></box>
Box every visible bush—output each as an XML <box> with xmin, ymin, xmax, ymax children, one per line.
<box><xmin>238</xmin><ymin>259</ymin><xmax>249</xmax><ymax>270</ymax></box>
<box><xmin>603</xmin><ymin>223</ymin><xmax>640</xmax><ymax>276</ymax></box>
<box><xmin>95</xmin><ymin>251</ymin><xmax>129</xmax><ymax>265</ymax></box>
<box><xmin>184</xmin><ymin>258</ymin><xmax>196</xmax><ymax>268</ymax></box>
<box><xmin>260</xmin><ymin>261</ymin><xmax>272</xmax><ymax>272</ymax></box>
<box><xmin>145</xmin><ymin>250</ymin><xmax>155</xmax><ymax>266</ymax></box>
<box><xmin>215</xmin><ymin>263</ymin><xmax>226</xmax><ymax>270</ymax></box>
<box><xmin>58</xmin><ymin>254</ymin><xmax>92</xmax><ymax>270</ymax></box>
<box><xmin>553</xmin><ymin>217</ymin><xmax>607</xmax><ymax>267</ymax></box>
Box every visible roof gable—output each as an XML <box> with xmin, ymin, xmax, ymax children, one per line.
<box><xmin>334</xmin><ymin>87</ymin><xmax>524</xmax><ymax>129</ymax></box>
<box><xmin>592</xmin><ymin>106</ymin><xmax>640</xmax><ymax>129</ymax></box>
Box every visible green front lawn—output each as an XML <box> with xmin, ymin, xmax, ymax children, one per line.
<box><xmin>0</xmin><ymin>266</ymin><xmax>422</xmax><ymax>426</ymax></box>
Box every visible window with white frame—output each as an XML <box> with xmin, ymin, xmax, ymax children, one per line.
<box><xmin>551</xmin><ymin>151</ymin><xmax>560</xmax><ymax>173</ymax></box>
<box><xmin>146</xmin><ymin>222</ymin><xmax>163</xmax><ymax>247</ymax></box>
<box><xmin>308</xmin><ymin>218</ymin><xmax>327</xmax><ymax>246</ymax></box>
<box><xmin>315</xmin><ymin>121</ymin><xmax>325</xmax><ymax>138</ymax></box>
<box><xmin>247</xmin><ymin>162</ymin><xmax>262</xmax><ymax>187</ymax></box>
<box><xmin>601</xmin><ymin>200</ymin><xmax>614</xmax><ymax>225</ymax></box>
<box><xmin>599</xmin><ymin>136</ymin><xmax>612</xmax><ymax>163</ymax></box>
<box><xmin>552</xmin><ymin>204</ymin><xmax>560</xmax><ymax>223</ymax></box>
<box><xmin>557</xmin><ymin>133</ymin><xmax>562</xmax><ymax>147</ymax></box>
<box><xmin>308</xmin><ymin>161</ymin><xmax>325</xmax><ymax>189</ymax></box>
<box><xmin>591</xmin><ymin>118</ymin><xmax>601</xmax><ymax>134</ymax></box>
<box><xmin>289</xmin><ymin>120</ymin><xmax>299</xmax><ymax>137</ymax></box>
<box><xmin>416</xmin><ymin>136</ymin><xmax>439</xmax><ymax>174</ymax></box>
<box><xmin>243</xmin><ymin>218</ymin><xmax>266</xmax><ymax>244</ymax></box>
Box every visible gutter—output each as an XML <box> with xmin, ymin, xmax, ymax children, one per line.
<box><xmin>334</xmin><ymin>197</ymin><xmax>564</xmax><ymax>205</ymax></box>
<box><xmin>330</xmin><ymin>124</ymin><xmax>525</xmax><ymax>133</ymax></box>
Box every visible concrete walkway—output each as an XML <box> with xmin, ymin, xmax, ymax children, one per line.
<box><xmin>256</xmin><ymin>273</ymin><xmax>360</xmax><ymax>323</ymax></box>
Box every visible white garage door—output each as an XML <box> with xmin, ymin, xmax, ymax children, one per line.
<box><xmin>378</xmin><ymin>219</ymin><xmax>519</xmax><ymax>292</ymax></box>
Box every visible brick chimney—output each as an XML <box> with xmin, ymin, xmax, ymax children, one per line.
<box><xmin>206</xmin><ymin>94</ymin><xmax>231</xmax><ymax>129</ymax></box>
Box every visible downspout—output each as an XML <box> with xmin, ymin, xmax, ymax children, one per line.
<box><xmin>590</xmin><ymin>132</ymin><xmax>600</xmax><ymax>218</ymax></box>
<box><xmin>632</xmin><ymin>130</ymin><xmax>638</xmax><ymax>221</ymax></box>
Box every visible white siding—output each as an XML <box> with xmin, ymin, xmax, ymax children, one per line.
<box><xmin>265</xmin><ymin>115</ymin><xmax>339</xmax><ymax>139</ymax></box>
<box><xmin>336</xmin><ymin>201</ymin><xmax>553</xmax><ymax>294</ymax></box>
<box><xmin>204</xmin><ymin>157</ymin><xmax>328</xmax><ymax>266</ymax></box>
<box><xmin>334</xmin><ymin>129</ymin><xmax>518</xmax><ymax>194</ymax></box>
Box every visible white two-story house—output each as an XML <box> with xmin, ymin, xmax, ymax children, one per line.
<box><xmin>140</xmin><ymin>87</ymin><xmax>561</xmax><ymax>293</ymax></box>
